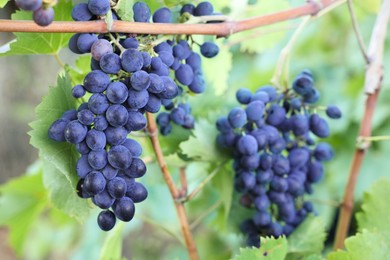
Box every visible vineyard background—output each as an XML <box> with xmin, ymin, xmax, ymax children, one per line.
<box><xmin>0</xmin><ymin>0</ymin><xmax>390</xmax><ymax>259</ymax></box>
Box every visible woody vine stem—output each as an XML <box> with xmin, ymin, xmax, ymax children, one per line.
<box><xmin>1</xmin><ymin>0</ymin><xmax>387</xmax><ymax>258</ymax></box>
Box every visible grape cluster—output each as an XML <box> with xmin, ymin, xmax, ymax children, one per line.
<box><xmin>70</xmin><ymin>1</ymin><xmax>220</xmax><ymax>136</ymax></box>
<box><xmin>15</xmin><ymin>0</ymin><xmax>55</xmax><ymax>26</ymax></box>
<box><xmin>48</xmin><ymin>1</ymin><xmax>220</xmax><ymax>231</ymax></box>
<box><xmin>216</xmin><ymin>70</ymin><xmax>341</xmax><ymax>247</ymax></box>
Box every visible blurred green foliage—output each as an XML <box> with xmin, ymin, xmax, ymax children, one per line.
<box><xmin>1</xmin><ymin>0</ymin><xmax>390</xmax><ymax>259</ymax></box>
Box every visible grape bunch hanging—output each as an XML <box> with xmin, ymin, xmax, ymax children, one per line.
<box><xmin>216</xmin><ymin>71</ymin><xmax>342</xmax><ymax>247</ymax></box>
<box><xmin>48</xmin><ymin>0</ymin><xmax>220</xmax><ymax>231</ymax></box>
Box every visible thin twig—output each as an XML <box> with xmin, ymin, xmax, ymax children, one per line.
<box><xmin>224</xmin><ymin>24</ymin><xmax>298</xmax><ymax>48</ymax></box>
<box><xmin>270</xmin><ymin>16</ymin><xmax>312</xmax><ymax>89</ymax></box>
<box><xmin>347</xmin><ymin>0</ymin><xmax>370</xmax><ymax>64</ymax></box>
<box><xmin>53</xmin><ymin>52</ymin><xmax>65</xmax><ymax>68</ymax></box>
<box><xmin>146</xmin><ymin>112</ymin><xmax>199</xmax><ymax>260</ymax></box>
<box><xmin>136</xmin><ymin>214</ymin><xmax>185</xmax><ymax>246</ymax></box>
<box><xmin>0</xmin><ymin>0</ymin><xmax>342</xmax><ymax>35</ymax></box>
<box><xmin>179</xmin><ymin>161</ymin><xmax>227</xmax><ymax>203</ymax></box>
<box><xmin>309</xmin><ymin>198</ymin><xmax>341</xmax><ymax>207</ymax></box>
<box><xmin>179</xmin><ymin>167</ymin><xmax>188</xmax><ymax>197</ymax></box>
<box><xmin>190</xmin><ymin>200</ymin><xmax>223</xmax><ymax>230</ymax></box>
<box><xmin>334</xmin><ymin>0</ymin><xmax>390</xmax><ymax>249</ymax></box>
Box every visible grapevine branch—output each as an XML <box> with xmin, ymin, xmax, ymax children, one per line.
<box><xmin>0</xmin><ymin>0</ymin><xmax>343</xmax><ymax>35</ymax></box>
<box><xmin>334</xmin><ymin>0</ymin><xmax>390</xmax><ymax>249</ymax></box>
<box><xmin>145</xmin><ymin>112</ymin><xmax>199</xmax><ymax>260</ymax></box>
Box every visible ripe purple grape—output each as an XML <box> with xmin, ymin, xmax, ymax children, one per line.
<box><xmin>113</xmin><ymin>197</ymin><xmax>135</xmax><ymax>222</ymax></box>
<box><xmin>84</xmin><ymin>171</ymin><xmax>106</xmax><ymax>195</ymax></box>
<box><xmin>100</xmin><ymin>53</ymin><xmax>121</xmax><ymax>74</ymax></box>
<box><xmin>88</xmin><ymin>0</ymin><xmax>110</xmax><ymax>16</ymax></box>
<box><xmin>152</xmin><ymin>7</ymin><xmax>172</xmax><ymax>23</ymax></box>
<box><xmin>33</xmin><ymin>6</ymin><xmax>54</xmax><ymax>27</ymax></box>
<box><xmin>107</xmin><ymin>177</ymin><xmax>127</xmax><ymax>199</ymax></box>
<box><xmin>15</xmin><ymin>0</ymin><xmax>42</xmax><ymax>11</ymax></box>
<box><xmin>104</xmin><ymin>126</ymin><xmax>128</xmax><ymax>146</ymax></box>
<box><xmin>121</xmin><ymin>49</ymin><xmax>144</xmax><ymax>72</ymax></box>
<box><xmin>106</xmin><ymin>105</ymin><xmax>129</xmax><ymax>127</ymax></box>
<box><xmin>84</xmin><ymin>70</ymin><xmax>110</xmax><ymax>93</ymax></box>
<box><xmin>194</xmin><ymin>2</ymin><xmax>214</xmax><ymax>16</ymax></box>
<box><xmin>77</xmin><ymin>33</ymin><xmax>98</xmax><ymax>53</ymax></box>
<box><xmin>64</xmin><ymin>120</ymin><xmax>87</xmax><ymax>144</ymax></box>
<box><xmin>125</xmin><ymin>111</ymin><xmax>146</xmax><ymax>131</ymax></box>
<box><xmin>108</xmin><ymin>145</ymin><xmax>132</xmax><ymax>170</ymax></box>
<box><xmin>133</xmin><ymin>2</ymin><xmax>151</xmax><ymax>22</ymax></box>
<box><xmin>48</xmin><ymin>118</ymin><xmax>70</xmax><ymax>142</ymax></box>
<box><xmin>88</xmin><ymin>150</ymin><xmax>108</xmax><ymax>170</ymax></box>
<box><xmin>86</xmin><ymin>129</ymin><xmax>106</xmax><ymax>151</ymax></box>
<box><xmin>97</xmin><ymin>210</ymin><xmax>116</xmax><ymax>231</ymax></box>
<box><xmin>88</xmin><ymin>93</ymin><xmax>110</xmax><ymax>114</ymax></box>
<box><xmin>200</xmin><ymin>42</ymin><xmax>219</xmax><ymax>58</ymax></box>
<box><xmin>72</xmin><ymin>3</ymin><xmax>93</xmax><ymax>21</ymax></box>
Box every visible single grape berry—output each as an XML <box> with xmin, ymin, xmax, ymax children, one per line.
<box><xmin>97</xmin><ymin>210</ymin><xmax>116</xmax><ymax>231</ymax></box>
<box><xmin>133</xmin><ymin>2</ymin><xmax>151</xmax><ymax>22</ymax></box>
<box><xmin>88</xmin><ymin>0</ymin><xmax>110</xmax><ymax>16</ymax></box>
<box><xmin>108</xmin><ymin>145</ymin><xmax>133</xmax><ymax>170</ymax></box>
<box><xmin>326</xmin><ymin>105</ymin><xmax>342</xmax><ymax>119</ymax></box>
<box><xmin>33</xmin><ymin>6</ymin><xmax>54</xmax><ymax>27</ymax></box>
<box><xmin>113</xmin><ymin>197</ymin><xmax>135</xmax><ymax>222</ymax></box>
<box><xmin>72</xmin><ymin>85</ymin><xmax>86</xmax><ymax>98</ymax></box>
<box><xmin>72</xmin><ymin>3</ymin><xmax>93</xmax><ymax>21</ymax></box>
<box><xmin>152</xmin><ymin>7</ymin><xmax>172</xmax><ymax>23</ymax></box>
<box><xmin>48</xmin><ymin>118</ymin><xmax>70</xmax><ymax>142</ymax></box>
<box><xmin>84</xmin><ymin>171</ymin><xmax>106</xmax><ymax>195</ymax></box>
<box><xmin>200</xmin><ymin>42</ymin><xmax>219</xmax><ymax>58</ymax></box>
<box><xmin>228</xmin><ymin>107</ymin><xmax>247</xmax><ymax>129</ymax></box>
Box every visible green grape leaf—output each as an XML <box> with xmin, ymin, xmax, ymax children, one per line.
<box><xmin>287</xmin><ymin>215</ymin><xmax>327</xmax><ymax>259</ymax></box>
<box><xmin>328</xmin><ymin>230</ymin><xmax>390</xmax><ymax>260</ymax></box>
<box><xmin>202</xmin><ymin>45</ymin><xmax>233</xmax><ymax>96</ymax></box>
<box><xmin>355</xmin><ymin>0</ymin><xmax>382</xmax><ymax>14</ymax></box>
<box><xmin>211</xmin><ymin>163</ymin><xmax>234</xmax><ymax>227</ymax></box>
<box><xmin>0</xmin><ymin>172</ymin><xmax>48</xmax><ymax>255</ymax></box>
<box><xmin>328</xmin><ymin>179</ymin><xmax>390</xmax><ymax>258</ymax></box>
<box><xmin>0</xmin><ymin>0</ymin><xmax>9</xmax><ymax>8</ymax></box>
<box><xmin>302</xmin><ymin>255</ymin><xmax>325</xmax><ymax>260</ymax></box>
<box><xmin>233</xmin><ymin>236</ymin><xmax>288</xmax><ymax>260</ymax></box>
<box><xmin>42</xmin><ymin>159</ymin><xmax>91</xmax><ymax>222</ymax></box>
<box><xmin>227</xmin><ymin>0</ymin><xmax>289</xmax><ymax>54</ymax></box>
<box><xmin>0</xmin><ymin>0</ymin><xmax>73</xmax><ymax>56</ymax></box>
<box><xmin>179</xmin><ymin>118</ymin><xmax>224</xmax><ymax>162</ymax></box>
<box><xmin>115</xmin><ymin>0</ymin><xmax>135</xmax><ymax>21</ymax></box>
<box><xmin>100</xmin><ymin>222</ymin><xmax>125</xmax><ymax>260</ymax></box>
<box><xmin>356</xmin><ymin>178</ymin><xmax>390</xmax><ymax>234</ymax></box>
<box><xmin>29</xmin><ymin>74</ymin><xmax>89</xmax><ymax>220</ymax></box>
<box><xmin>66</xmin><ymin>55</ymin><xmax>92</xmax><ymax>85</ymax></box>
<box><xmin>158</xmin><ymin>124</ymin><xmax>191</xmax><ymax>156</ymax></box>
<box><xmin>163</xmin><ymin>0</ymin><xmax>191</xmax><ymax>7</ymax></box>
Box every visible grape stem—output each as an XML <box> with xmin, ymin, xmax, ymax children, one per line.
<box><xmin>359</xmin><ymin>135</ymin><xmax>390</xmax><ymax>142</ymax></box>
<box><xmin>108</xmin><ymin>33</ymin><xmax>125</xmax><ymax>54</ymax></box>
<box><xmin>347</xmin><ymin>0</ymin><xmax>370</xmax><ymax>64</ymax></box>
<box><xmin>270</xmin><ymin>16</ymin><xmax>311</xmax><ymax>90</ymax></box>
<box><xmin>0</xmin><ymin>0</ymin><xmax>344</xmax><ymax>34</ymax></box>
<box><xmin>270</xmin><ymin>0</ymin><xmax>346</xmax><ymax>89</ymax></box>
<box><xmin>334</xmin><ymin>0</ymin><xmax>390</xmax><ymax>249</ymax></box>
<box><xmin>145</xmin><ymin>112</ymin><xmax>199</xmax><ymax>260</ymax></box>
